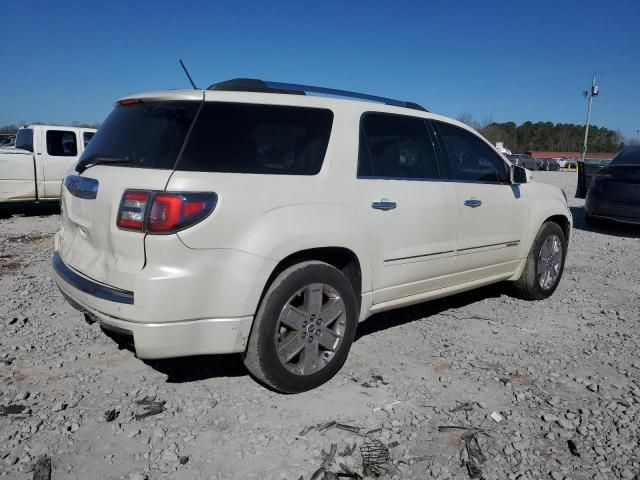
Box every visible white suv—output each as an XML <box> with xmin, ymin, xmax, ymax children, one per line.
<box><xmin>53</xmin><ymin>79</ymin><xmax>572</xmax><ymax>393</ymax></box>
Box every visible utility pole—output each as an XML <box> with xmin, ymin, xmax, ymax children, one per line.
<box><xmin>636</xmin><ymin>129</ymin><xmax>639</xmax><ymax>144</ymax></box>
<box><xmin>581</xmin><ymin>74</ymin><xmax>599</xmax><ymax>162</ymax></box>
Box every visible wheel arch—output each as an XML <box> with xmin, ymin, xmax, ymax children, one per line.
<box><xmin>257</xmin><ymin>247</ymin><xmax>363</xmax><ymax>317</ymax></box>
<box><xmin>544</xmin><ymin>214</ymin><xmax>571</xmax><ymax>242</ymax></box>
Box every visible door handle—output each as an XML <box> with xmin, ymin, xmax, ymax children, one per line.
<box><xmin>464</xmin><ymin>199</ymin><xmax>482</xmax><ymax>208</ymax></box>
<box><xmin>371</xmin><ymin>200</ymin><xmax>397</xmax><ymax>211</ymax></box>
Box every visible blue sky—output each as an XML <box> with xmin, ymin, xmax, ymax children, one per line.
<box><xmin>1</xmin><ymin>0</ymin><xmax>639</xmax><ymax>139</ymax></box>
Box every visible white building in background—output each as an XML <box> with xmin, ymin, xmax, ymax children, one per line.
<box><xmin>495</xmin><ymin>142</ymin><xmax>512</xmax><ymax>155</ymax></box>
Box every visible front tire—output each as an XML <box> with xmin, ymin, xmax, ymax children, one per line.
<box><xmin>512</xmin><ymin>222</ymin><xmax>567</xmax><ymax>300</ymax></box>
<box><xmin>243</xmin><ymin>261</ymin><xmax>358</xmax><ymax>393</ymax></box>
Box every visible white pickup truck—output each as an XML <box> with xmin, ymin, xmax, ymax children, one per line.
<box><xmin>0</xmin><ymin>124</ymin><xmax>96</xmax><ymax>206</ymax></box>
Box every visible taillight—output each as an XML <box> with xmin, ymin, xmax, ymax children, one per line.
<box><xmin>117</xmin><ymin>191</ymin><xmax>149</xmax><ymax>231</ymax></box>
<box><xmin>117</xmin><ymin>191</ymin><xmax>216</xmax><ymax>233</ymax></box>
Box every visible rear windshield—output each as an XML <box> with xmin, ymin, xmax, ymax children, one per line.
<box><xmin>178</xmin><ymin>103</ymin><xmax>333</xmax><ymax>175</ymax></box>
<box><xmin>15</xmin><ymin>128</ymin><xmax>33</xmax><ymax>151</ymax></box>
<box><xmin>610</xmin><ymin>145</ymin><xmax>640</xmax><ymax>166</ymax></box>
<box><xmin>78</xmin><ymin>101</ymin><xmax>199</xmax><ymax>170</ymax></box>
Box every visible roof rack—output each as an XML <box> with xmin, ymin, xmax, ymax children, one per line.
<box><xmin>207</xmin><ymin>78</ymin><xmax>428</xmax><ymax>112</ymax></box>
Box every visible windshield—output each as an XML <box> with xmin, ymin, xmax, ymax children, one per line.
<box><xmin>78</xmin><ymin>101</ymin><xmax>200</xmax><ymax>170</ymax></box>
<box><xmin>15</xmin><ymin>128</ymin><xmax>33</xmax><ymax>151</ymax></box>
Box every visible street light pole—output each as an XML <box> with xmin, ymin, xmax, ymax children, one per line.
<box><xmin>581</xmin><ymin>74</ymin><xmax>599</xmax><ymax>162</ymax></box>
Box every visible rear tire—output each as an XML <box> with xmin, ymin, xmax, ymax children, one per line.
<box><xmin>243</xmin><ymin>261</ymin><xmax>358</xmax><ymax>393</ymax></box>
<box><xmin>512</xmin><ymin>222</ymin><xmax>567</xmax><ymax>300</ymax></box>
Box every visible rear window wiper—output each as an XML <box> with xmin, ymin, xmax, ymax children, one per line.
<box><xmin>76</xmin><ymin>154</ymin><xmax>131</xmax><ymax>174</ymax></box>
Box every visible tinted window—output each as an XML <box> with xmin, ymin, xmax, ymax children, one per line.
<box><xmin>358</xmin><ymin>113</ymin><xmax>439</xmax><ymax>179</ymax></box>
<box><xmin>434</xmin><ymin>122</ymin><xmax>509</xmax><ymax>183</ymax></box>
<box><xmin>46</xmin><ymin>130</ymin><xmax>78</xmax><ymax>157</ymax></box>
<box><xmin>83</xmin><ymin>131</ymin><xmax>95</xmax><ymax>147</ymax></box>
<box><xmin>610</xmin><ymin>145</ymin><xmax>640</xmax><ymax>166</ymax></box>
<box><xmin>179</xmin><ymin>103</ymin><xmax>333</xmax><ymax>175</ymax></box>
<box><xmin>15</xmin><ymin>129</ymin><xmax>33</xmax><ymax>151</ymax></box>
<box><xmin>79</xmin><ymin>101</ymin><xmax>199</xmax><ymax>169</ymax></box>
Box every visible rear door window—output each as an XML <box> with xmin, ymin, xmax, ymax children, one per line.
<box><xmin>78</xmin><ymin>101</ymin><xmax>200</xmax><ymax>170</ymax></box>
<box><xmin>358</xmin><ymin>113</ymin><xmax>440</xmax><ymax>179</ymax></box>
<box><xmin>433</xmin><ymin>121</ymin><xmax>509</xmax><ymax>183</ymax></box>
<box><xmin>83</xmin><ymin>131</ymin><xmax>95</xmax><ymax>147</ymax></box>
<box><xmin>15</xmin><ymin>128</ymin><xmax>33</xmax><ymax>151</ymax></box>
<box><xmin>46</xmin><ymin>130</ymin><xmax>78</xmax><ymax>157</ymax></box>
<box><xmin>178</xmin><ymin>103</ymin><xmax>333</xmax><ymax>175</ymax></box>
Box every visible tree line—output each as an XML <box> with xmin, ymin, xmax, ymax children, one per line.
<box><xmin>457</xmin><ymin>113</ymin><xmax>628</xmax><ymax>153</ymax></box>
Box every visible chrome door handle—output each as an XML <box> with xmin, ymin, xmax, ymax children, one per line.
<box><xmin>464</xmin><ymin>199</ymin><xmax>482</xmax><ymax>208</ymax></box>
<box><xmin>371</xmin><ymin>200</ymin><xmax>397</xmax><ymax>211</ymax></box>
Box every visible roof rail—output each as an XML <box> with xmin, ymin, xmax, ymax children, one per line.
<box><xmin>207</xmin><ymin>78</ymin><xmax>428</xmax><ymax>112</ymax></box>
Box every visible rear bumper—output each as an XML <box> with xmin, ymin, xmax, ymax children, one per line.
<box><xmin>586</xmin><ymin>196</ymin><xmax>640</xmax><ymax>225</ymax></box>
<box><xmin>52</xmin><ymin>252</ymin><xmax>254</xmax><ymax>359</ymax></box>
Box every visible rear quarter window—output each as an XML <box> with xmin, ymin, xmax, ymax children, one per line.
<box><xmin>178</xmin><ymin>103</ymin><xmax>333</xmax><ymax>175</ymax></box>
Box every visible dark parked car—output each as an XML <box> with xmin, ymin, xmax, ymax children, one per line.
<box><xmin>507</xmin><ymin>154</ymin><xmax>538</xmax><ymax>170</ymax></box>
<box><xmin>585</xmin><ymin>145</ymin><xmax>640</xmax><ymax>225</ymax></box>
<box><xmin>536</xmin><ymin>158</ymin><xmax>561</xmax><ymax>171</ymax></box>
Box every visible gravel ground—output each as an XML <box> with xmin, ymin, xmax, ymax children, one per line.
<box><xmin>1</xmin><ymin>171</ymin><xmax>639</xmax><ymax>480</ymax></box>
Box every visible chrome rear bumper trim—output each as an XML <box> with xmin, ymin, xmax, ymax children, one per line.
<box><xmin>52</xmin><ymin>252</ymin><xmax>134</xmax><ymax>305</ymax></box>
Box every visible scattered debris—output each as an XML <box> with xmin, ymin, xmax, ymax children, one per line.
<box><xmin>335</xmin><ymin>423</ymin><xmax>361</xmax><ymax>434</ymax></box>
<box><xmin>317</xmin><ymin>421</ymin><xmax>337</xmax><ymax>432</ymax></box>
<box><xmin>32</xmin><ymin>455</ymin><xmax>51</xmax><ymax>480</ymax></box>
<box><xmin>179</xmin><ymin>455</ymin><xmax>189</xmax><ymax>465</ymax></box>
<box><xmin>387</xmin><ymin>441</ymin><xmax>400</xmax><ymax>449</ymax></box>
<box><xmin>104</xmin><ymin>408</ymin><xmax>120</xmax><ymax>422</ymax></box>
<box><xmin>360</xmin><ymin>438</ymin><xmax>390</xmax><ymax>474</ymax></box>
<box><xmin>310</xmin><ymin>443</ymin><xmax>337</xmax><ymax>480</ymax></box>
<box><xmin>451</xmin><ymin>401</ymin><xmax>477</xmax><ymax>413</ymax></box>
<box><xmin>338</xmin><ymin>463</ymin><xmax>361</xmax><ymax>478</ymax></box>
<box><xmin>373</xmin><ymin>400</ymin><xmax>402</xmax><ymax>413</ymax></box>
<box><xmin>134</xmin><ymin>399</ymin><xmax>166</xmax><ymax>420</ymax></box>
<box><xmin>489</xmin><ymin>411</ymin><xmax>503</xmax><ymax>423</ymax></box>
<box><xmin>0</xmin><ymin>404</ymin><xmax>27</xmax><ymax>416</ymax></box>
<box><xmin>469</xmin><ymin>359</ymin><xmax>504</xmax><ymax>371</ymax></box>
<box><xmin>567</xmin><ymin>439</ymin><xmax>580</xmax><ymax>457</ymax></box>
<box><xmin>361</xmin><ymin>374</ymin><xmax>389</xmax><ymax>388</ymax></box>
<box><xmin>438</xmin><ymin>426</ymin><xmax>491</xmax><ymax>480</ymax></box>
<box><xmin>339</xmin><ymin>443</ymin><xmax>357</xmax><ymax>456</ymax></box>
<box><xmin>298</xmin><ymin>425</ymin><xmax>315</xmax><ymax>437</ymax></box>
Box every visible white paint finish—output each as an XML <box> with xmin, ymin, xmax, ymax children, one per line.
<box><xmin>452</xmin><ymin>182</ymin><xmax>530</xmax><ymax>281</ymax></box>
<box><xmin>358</xmin><ymin>178</ymin><xmax>458</xmax><ymax>303</ymax></box>
<box><xmin>0</xmin><ymin>125</ymin><xmax>96</xmax><ymax>203</ymax></box>
<box><xmin>53</xmin><ymin>88</ymin><xmax>571</xmax><ymax>359</ymax></box>
<box><xmin>58</xmin><ymin>166</ymin><xmax>171</xmax><ymax>291</ymax></box>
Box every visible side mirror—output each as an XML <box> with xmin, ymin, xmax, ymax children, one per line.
<box><xmin>511</xmin><ymin>165</ymin><xmax>529</xmax><ymax>184</ymax></box>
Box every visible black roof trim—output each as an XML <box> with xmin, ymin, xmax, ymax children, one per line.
<box><xmin>207</xmin><ymin>78</ymin><xmax>428</xmax><ymax>112</ymax></box>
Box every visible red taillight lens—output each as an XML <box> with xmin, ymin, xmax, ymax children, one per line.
<box><xmin>117</xmin><ymin>190</ymin><xmax>216</xmax><ymax>233</ymax></box>
<box><xmin>117</xmin><ymin>191</ymin><xmax>149</xmax><ymax>231</ymax></box>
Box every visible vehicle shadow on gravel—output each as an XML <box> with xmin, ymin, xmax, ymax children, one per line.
<box><xmin>100</xmin><ymin>326</ymin><xmax>249</xmax><ymax>383</ymax></box>
<box><xmin>0</xmin><ymin>203</ymin><xmax>60</xmax><ymax>219</ymax></box>
<box><xmin>355</xmin><ymin>283</ymin><xmax>506</xmax><ymax>341</ymax></box>
<box><xmin>107</xmin><ymin>286</ymin><xmax>508</xmax><ymax>384</ymax></box>
<box><xmin>569</xmin><ymin>206</ymin><xmax>640</xmax><ymax>238</ymax></box>
<box><xmin>144</xmin><ymin>355</ymin><xmax>248</xmax><ymax>383</ymax></box>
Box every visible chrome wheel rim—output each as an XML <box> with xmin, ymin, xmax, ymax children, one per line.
<box><xmin>275</xmin><ymin>283</ymin><xmax>347</xmax><ymax>376</ymax></box>
<box><xmin>537</xmin><ymin>234</ymin><xmax>562</xmax><ymax>290</ymax></box>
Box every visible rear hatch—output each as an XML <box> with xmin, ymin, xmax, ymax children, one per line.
<box><xmin>57</xmin><ymin>93</ymin><xmax>202</xmax><ymax>291</ymax></box>
<box><xmin>593</xmin><ymin>165</ymin><xmax>640</xmax><ymax>202</ymax></box>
